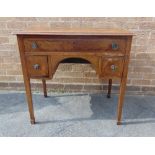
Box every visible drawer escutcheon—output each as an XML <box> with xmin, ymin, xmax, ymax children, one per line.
<box><xmin>32</xmin><ymin>42</ymin><xmax>38</xmax><ymax>49</ymax></box>
<box><xmin>112</xmin><ymin>42</ymin><xmax>119</xmax><ymax>50</ymax></box>
<box><xmin>33</xmin><ymin>64</ymin><xmax>40</xmax><ymax>70</ymax></box>
<box><xmin>111</xmin><ymin>64</ymin><xmax>118</xmax><ymax>71</ymax></box>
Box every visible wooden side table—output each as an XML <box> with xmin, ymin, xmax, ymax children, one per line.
<box><xmin>15</xmin><ymin>27</ymin><xmax>133</xmax><ymax>125</ymax></box>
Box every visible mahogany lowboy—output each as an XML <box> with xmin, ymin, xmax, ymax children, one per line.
<box><xmin>16</xmin><ymin>27</ymin><xmax>133</xmax><ymax>125</ymax></box>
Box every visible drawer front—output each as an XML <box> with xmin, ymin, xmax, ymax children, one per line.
<box><xmin>26</xmin><ymin>56</ymin><xmax>49</xmax><ymax>77</ymax></box>
<box><xmin>24</xmin><ymin>38</ymin><xmax>126</xmax><ymax>53</ymax></box>
<box><xmin>101</xmin><ymin>57</ymin><xmax>124</xmax><ymax>78</ymax></box>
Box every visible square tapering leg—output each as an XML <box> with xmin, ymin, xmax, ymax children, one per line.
<box><xmin>24</xmin><ymin>78</ymin><xmax>35</xmax><ymax>124</ymax></box>
<box><xmin>42</xmin><ymin>79</ymin><xmax>47</xmax><ymax>97</ymax></box>
<box><xmin>107</xmin><ymin>79</ymin><xmax>112</xmax><ymax>98</ymax></box>
<box><xmin>117</xmin><ymin>77</ymin><xmax>127</xmax><ymax>125</ymax></box>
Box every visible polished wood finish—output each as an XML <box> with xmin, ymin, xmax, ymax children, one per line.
<box><xmin>15</xmin><ymin>27</ymin><xmax>134</xmax><ymax>36</ymax></box>
<box><xmin>16</xmin><ymin>27</ymin><xmax>133</xmax><ymax>125</ymax></box>
<box><xmin>117</xmin><ymin>37</ymin><xmax>132</xmax><ymax>125</ymax></box>
<box><xmin>42</xmin><ymin>79</ymin><xmax>47</xmax><ymax>97</ymax></box>
<box><xmin>101</xmin><ymin>57</ymin><xmax>124</xmax><ymax>78</ymax></box>
<box><xmin>17</xmin><ymin>36</ymin><xmax>35</xmax><ymax>124</ymax></box>
<box><xmin>24</xmin><ymin>37</ymin><xmax>127</xmax><ymax>54</ymax></box>
<box><xmin>26</xmin><ymin>56</ymin><xmax>49</xmax><ymax>77</ymax></box>
<box><xmin>107</xmin><ymin>79</ymin><xmax>112</xmax><ymax>98</ymax></box>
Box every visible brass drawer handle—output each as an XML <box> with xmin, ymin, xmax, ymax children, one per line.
<box><xmin>112</xmin><ymin>43</ymin><xmax>118</xmax><ymax>50</ymax></box>
<box><xmin>33</xmin><ymin>64</ymin><xmax>40</xmax><ymax>70</ymax></box>
<box><xmin>111</xmin><ymin>64</ymin><xmax>117</xmax><ymax>71</ymax></box>
<box><xmin>32</xmin><ymin>42</ymin><xmax>38</xmax><ymax>49</ymax></box>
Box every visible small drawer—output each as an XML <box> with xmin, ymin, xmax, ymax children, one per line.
<box><xmin>101</xmin><ymin>57</ymin><xmax>124</xmax><ymax>78</ymax></box>
<box><xmin>26</xmin><ymin>56</ymin><xmax>49</xmax><ymax>77</ymax></box>
<box><xmin>23</xmin><ymin>37</ymin><xmax>126</xmax><ymax>53</ymax></box>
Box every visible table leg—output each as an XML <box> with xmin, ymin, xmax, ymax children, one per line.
<box><xmin>24</xmin><ymin>78</ymin><xmax>35</xmax><ymax>124</ymax></box>
<box><xmin>42</xmin><ymin>79</ymin><xmax>47</xmax><ymax>97</ymax></box>
<box><xmin>117</xmin><ymin>77</ymin><xmax>127</xmax><ymax>125</ymax></box>
<box><xmin>107</xmin><ymin>79</ymin><xmax>112</xmax><ymax>98</ymax></box>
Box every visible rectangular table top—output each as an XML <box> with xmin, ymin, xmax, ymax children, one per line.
<box><xmin>15</xmin><ymin>26</ymin><xmax>134</xmax><ymax>36</ymax></box>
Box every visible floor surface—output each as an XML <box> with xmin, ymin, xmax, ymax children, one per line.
<box><xmin>0</xmin><ymin>91</ymin><xmax>155</xmax><ymax>136</ymax></box>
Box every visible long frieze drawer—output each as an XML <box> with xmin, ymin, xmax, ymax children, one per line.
<box><xmin>26</xmin><ymin>56</ymin><xmax>49</xmax><ymax>77</ymax></box>
<box><xmin>23</xmin><ymin>38</ymin><xmax>127</xmax><ymax>53</ymax></box>
<box><xmin>101</xmin><ymin>57</ymin><xmax>125</xmax><ymax>78</ymax></box>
